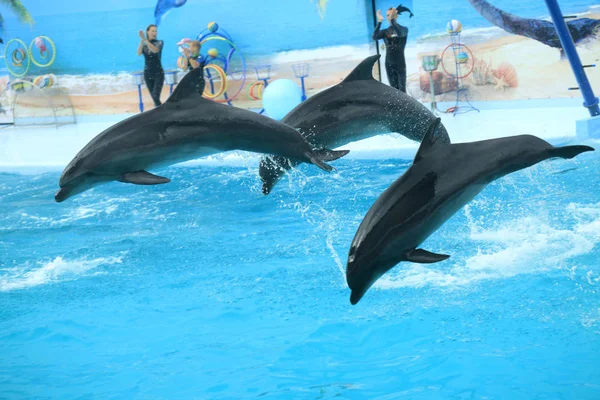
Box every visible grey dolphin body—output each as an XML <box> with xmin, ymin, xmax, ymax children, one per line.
<box><xmin>55</xmin><ymin>67</ymin><xmax>348</xmax><ymax>202</ymax></box>
<box><xmin>467</xmin><ymin>0</ymin><xmax>600</xmax><ymax>58</ymax></box>
<box><xmin>346</xmin><ymin>118</ymin><xmax>595</xmax><ymax>305</ymax></box>
<box><xmin>396</xmin><ymin>4</ymin><xmax>414</xmax><ymax>18</ymax></box>
<box><xmin>258</xmin><ymin>54</ymin><xmax>451</xmax><ymax>194</ymax></box>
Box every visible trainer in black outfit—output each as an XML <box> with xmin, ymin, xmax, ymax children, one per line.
<box><xmin>372</xmin><ymin>7</ymin><xmax>408</xmax><ymax>93</ymax></box>
<box><xmin>137</xmin><ymin>24</ymin><xmax>165</xmax><ymax>107</ymax></box>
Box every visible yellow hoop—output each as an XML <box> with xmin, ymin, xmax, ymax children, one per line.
<box><xmin>203</xmin><ymin>64</ymin><xmax>228</xmax><ymax>99</ymax></box>
<box><xmin>199</xmin><ymin>36</ymin><xmax>236</xmax><ymax>49</ymax></box>
<box><xmin>29</xmin><ymin>36</ymin><xmax>56</xmax><ymax>68</ymax></box>
<box><xmin>12</xmin><ymin>48</ymin><xmax>26</xmax><ymax>66</ymax></box>
<box><xmin>177</xmin><ymin>55</ymin><xmax>187</xmax><ymax>70</ymax></box>
<box><xmin>249</xmin><ymin>81</ymin><xmax>264</xmax><ymax>100</ymax></box>
<box><xmin>5</xmin><ymin>39</ymin><xmax>30</xmax><ymax>77</ymax></box>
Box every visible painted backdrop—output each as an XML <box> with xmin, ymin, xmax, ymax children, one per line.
<box><xmin>0</xmin><ymin>0</ymin><xmax>598</xmax><ymax>116</ymax></box>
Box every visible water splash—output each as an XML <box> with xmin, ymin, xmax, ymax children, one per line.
<box><xmin>377</xmin><ymin>202</ymin><xmax>600</xmax><ymax>290</ymax></box>
<box><xmin>0</xmin><ymin>255</ymin><xmax>124</xmax><ymax>291</ymax></box>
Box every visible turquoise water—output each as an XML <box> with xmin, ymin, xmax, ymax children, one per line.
<box><xmin>1</xmin><ymin>0</ymin><xmax>599</xmax><ymax>74</ymax></box>
<box><xmin>1</xmin><ymin>141</ymin><xmax>599</xmax><ymax>398</ymax></box>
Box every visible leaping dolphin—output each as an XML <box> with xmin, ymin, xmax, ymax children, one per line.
<box><xmin>467</xmin><ymin>0</ymin><xmax>600</xmax><ymax>58</ymax></box>
<box><xmin>396</xmin><ymin>4</ymin><xmax>414</xmax><ymax>18</ymax></box>
<box><xmin>55</xmin><ymin>67</ymin><xmax>348</xmax><ymax>203</ymax></box>
<box><xmin>154</xmin><ymin>0</ymin><xmax>187</xmax><ymax>26</ymax></box>
<box><xmin>258</xmin><ymin>54</ymin><xmax>451</xmax><ymax>195</ymax></box>
<box><xmin>346</xmin><ymin>117</ymin><xmax>594</xmax><ymax>305</ymax></box>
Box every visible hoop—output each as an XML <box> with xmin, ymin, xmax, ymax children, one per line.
<box><xmin>199</xmin><ymin>36</ymin><xmax>236</xmax><ymax>49</ymax></box>
<box><xmin>203</xmin><ymin>64</ymin><xmax>227</xmax><ymax>99</ymax></box>
<box><xmin>248</xmin><ymin>81</ymin><xmax>264</xmax><ymax>100</ymax></box>
<box><xmin>440</xmin><ymin>43</ymin><xmax>475</xmax><ymax>79</ymax></box>
<box><xmin>29</xmin><ymin>36</ymin><xmax>57</xmax><ymax>68</ymax></box>
<box><xmin>195</xmin><ymin>28</ymin><xmax>247</xmax><ymax>103</ymax></box>
<box><xmin>5</xmin><ymin>39</ymin><xmax>30</xmax><ymax>77</ymax></box>
<box><xmin>12</xmin><ymin>48</ymin><xmax>26</xmax><ymax>66</ymax></box>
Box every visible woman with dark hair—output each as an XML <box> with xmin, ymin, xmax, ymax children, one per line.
<box><xmin>372</xmin><ymin>8</ymin><xmax>409</xmax><ymax>93</ymax></box>
<box><xmin>137</xmin><ymin>24</ymin><xmax>165</xmax><ymax>107</ymax></box>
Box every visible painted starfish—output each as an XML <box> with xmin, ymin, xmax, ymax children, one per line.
<box><xmin>494</xmin><ymin>76</ymin><xmax>510</xmax><ymax>91</ymax></box>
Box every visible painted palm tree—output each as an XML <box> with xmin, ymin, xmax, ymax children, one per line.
<box><xmin>0</xmin><ymin>0</ymin><xmax>35</xmax><ymax>42</ymax></box>
<box><xmin>311</xmin><ymin>0</ymin><xmax>328</xmax><ymax>19</ymax></box>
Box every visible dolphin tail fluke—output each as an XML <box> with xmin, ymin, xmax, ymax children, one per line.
<box><xmin>305</xmin><ymin>149</ymin><xmax>350</xmax><ymax>172</ymax></box>
<box><xmin>548</xmin><ymin>145</ymin><xmax>595</xmax><ymax>160</ymax></box>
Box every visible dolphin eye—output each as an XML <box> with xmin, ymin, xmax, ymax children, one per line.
<box><xmin>348</xmin><ymin>245</ymin><xmax>357</xmax><ymax>263</ymax></box>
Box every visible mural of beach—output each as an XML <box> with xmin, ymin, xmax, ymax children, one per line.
<box><xmin>0</xmin><ymin>0</ymin><xmax>598</xmax><ymax>117</ymax></box>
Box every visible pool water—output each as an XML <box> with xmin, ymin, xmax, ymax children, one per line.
<box><xmin>1</xmin><ymin>144</ymin><xmax>599</xmax><ymax>399</ymax></box>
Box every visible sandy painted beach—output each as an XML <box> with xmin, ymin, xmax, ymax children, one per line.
<box><xmin>411</xmin><ymin>13</ymin><xmax>600</xmax><ymax>104</ymax></box>
<box><xmin>2</xmin><ymin>14</ymin><xmax>599</xmax><ymax>118</ymax></box>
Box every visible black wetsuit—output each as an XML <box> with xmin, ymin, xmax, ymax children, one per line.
<box><xmin>142</xmin><ymin>39</ymin><xmax>165</xmax><ymax>106</ymax></box>
<box><xmin>372</xmin><ymin>20</ymin><xmax>408</xmax><ymax>92</ymax></box>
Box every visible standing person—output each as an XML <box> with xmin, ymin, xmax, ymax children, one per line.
<box><xmin>137</xmin><ymin>24</ymin><xmax>165</xmax><ymax>107</ymax></box>
<box><xmin>372</xmin><ymin>7</ymin><xmax>408</xmax><ymax>93</ymax></box>
<box><xmin>182</xmin><ymin>40</ymin><xmax>204</xmax><ymax>71</ymax></box>
<box><xmin>182</xmin><ymin>40</ymin><xmax>206</xmax><ymax>94</ymax></box>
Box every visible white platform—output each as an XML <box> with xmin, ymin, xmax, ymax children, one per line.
<box><xmin>0</xmin><ymin>98</ymin><xmax>594</xmax><ymax>173</ymax></box>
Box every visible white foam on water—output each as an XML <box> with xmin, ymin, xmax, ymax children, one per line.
<box><xmin>17</xmin><ymin>197</ymin><xmax>128</xmax><ymax>228</ymax></box>
<box><xmin>376</xmin><ymin>202</ymin><xmax>600</xmax><ymax>290</ymax></box>
<box><xmin>0</xmin><ymin>255</ymin><xmax>123</xmax><ymax>291</ymax></box>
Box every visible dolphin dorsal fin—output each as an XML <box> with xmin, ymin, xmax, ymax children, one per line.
<box><xmin>342</xmin><ymin>54</ymin><xmax>381</xmax><ymax>82</ymax></box>
<box><xmin>167</xmin><ymin>67</ymin><xmax>206</xmax><ymax>103</ymax></box>
<box><xmin>414</xmin><ymin>118</ymin><xmax>443</xmax><ymax>163</ymax></box>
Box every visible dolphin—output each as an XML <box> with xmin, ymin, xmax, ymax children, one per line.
<box><xmin>258</xmin><ymin>54</ymin><xmax>451</xmax><ymax>195</ymax></box>
<box><xmin>467</xmin><ymin>0</ymin><xmax>600</xmax><ymax>58</ymax></box>
<box><xmin>346</xmin><ymin>117</ymin><xmax>595</xmax><ymax>305</ymax></box>
<box><xmin>396</xmin><ymin>4</ymin><xmax>414</xmax><ymax>18</ymax></box>
<box><xmin>55</xmin><ymin>67</ymin><xmax>348</xmax><ymax>203</ymax></box>
<box><xmin>154</xmin><ymin>0</ymin><xmax>187</xmax><ymax>26</ymax></box>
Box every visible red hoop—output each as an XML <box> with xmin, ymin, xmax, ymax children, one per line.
<box><xmin>440</xmin><ymin>43</ymin><xmax>475</xmax><ymax>79</ymax></box>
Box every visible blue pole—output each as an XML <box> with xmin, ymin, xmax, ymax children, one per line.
<box><xmin>544</xmin><ymin>0</ymin><xmax>599</xmax><ymax>117</ymax></box>
<box><xmin>300</xmin><ymin>77</ymin><xmax>307</xmax><ymax>101</ymax></box>
<box><xmin>137</xmin><ymin>84</ymin><xmax>144</xmax><ymax>113</ymax></box>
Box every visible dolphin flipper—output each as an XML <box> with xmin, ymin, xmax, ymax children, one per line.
<box><xmin>404</xmin><ymin>249</ymin><xmax>450</xmax><ymax>264</ymax></box>
<box><xmin>120</xmin><ymin>171</ymin><xmax>171</xmax><ymax>185</ymax></box>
